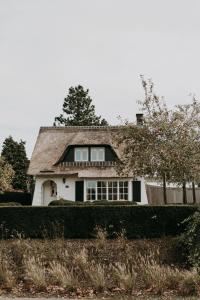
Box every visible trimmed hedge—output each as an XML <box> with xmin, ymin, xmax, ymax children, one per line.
<box><xmin>49</xmin><ymin>199</ymin><xmax>83</xmax><ymax>206</ymax></box>
<box><xmin>90</xmin><ymin>200</ymin><xmax>137</xmax><ymax>206</ymax></box>
<box><xmin>49</xmin><ymin>199</ymin><xmax>137</xmax><ymax>206</ymax></box>
<box><xmin>0</xmin><ymin>192</ymin><xmax>32</xmax><ymax>205</ymax></box>
<box><xmin>0</xmin><ymin>202</ymin><xmax>22</xmax><ymax>207</ymax></box>
<box><xmin>0</xmin><ymin>205</ymin><xmax>197</xmax><ymax>239</ymax></box>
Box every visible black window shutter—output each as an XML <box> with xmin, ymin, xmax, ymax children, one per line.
<box><xmin>132</xmin><ymin>181</ymin><xmax>141</xmax><ymax>202</ymax></box>
<box><xmin>75</xmin><ymin>181</ymin><xmax>84</xmax><ymax>202</ymax></box>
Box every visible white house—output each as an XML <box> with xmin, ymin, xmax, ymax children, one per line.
<box><xmin>28</xmin><ymin>125</ymin><xmax>148</xmax><ymax>206</ymax></box>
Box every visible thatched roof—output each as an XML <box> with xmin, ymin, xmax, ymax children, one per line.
<box><xmin>28</xmin><ymin>126</ymin><xmax>125</xmax><ymax>177</ymax></box>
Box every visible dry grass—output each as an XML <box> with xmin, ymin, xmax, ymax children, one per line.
<box><xmin>48</xmin><ymin>261</ymin><xmax>77</xmax><ymax>288</ymax></box>
<box><xmin>0</xmin><ymin>231</ymin><xmax>198</xmax><ymax>297</ymax></box>
<box><xmin>24</xmin><ymin>256</ymin><xmax>46</xmax><ymax>288</ymax></box>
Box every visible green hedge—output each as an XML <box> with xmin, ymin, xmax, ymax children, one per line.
<box><xmin>0</xmin><ymin>192</ymin><xmax>32</xmax><ymax>205</ymax></box>
<box><xmin>0</xmin><ymin>205</ymin><xmax>196</xmax><ymax>239</ymax></box>
<box><xmin>49</xmin><ymin>199</ymin><xmax>80</xmax><ymax>206</ymax></box>
<box><xmin>49</xmin><ymin>199</ymin><xmax>137</xmax><ymax>206</ymax></box>
<box><xmin>0</xmin><ymin>202</ymin><xmax>22</xmax><ymax>207</ymax></box>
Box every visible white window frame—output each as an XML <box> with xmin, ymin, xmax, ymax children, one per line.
<box><xmin>75</xmin><ymin>147</ymin><xmax>89</xmax><ymax>162</ymax></box>
<box><xmin>86</xmin><ymin>180</ymin><xmax>129</xmax><ymax>201</ymax></box>
<box><xmin>91</xmin><ymin>147</ymin><xmax>105</xmax><ymax>162</ymax></box>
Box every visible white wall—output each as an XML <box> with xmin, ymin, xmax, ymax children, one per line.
<box><xmin>32</xmin><ymin>176</ymin><xmax>148</xmax><ymax>206</ymax></box>
<box><xmin>140</xmin><ymin>178</ymin><xmax>148</xmax><ymax>204</ymax></box>
<box><xmin>32</xmin><ymin>176</ymin><xmax>77</xmax><ymax>206</ymax></box>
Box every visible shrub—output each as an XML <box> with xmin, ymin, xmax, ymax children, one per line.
<box><xmin>0</xmin><ymin>192</ymin><xmax>32</xmax><ymax>205</ymax></box>
<box><xmin>49</xmin><ymin>199</ymin><xmax>137</xmax><ymax>206</ymax></box>
<box><xmin>0</xmin><ymin>205</ymin><xmax>196</xmax><ymax>239</ymax></box>
<box><xmin>90</xmin><ymin>200</ymin><xmax>137</xmax><ymax>206</ymax></box>
<box><xmin>179</xmin><ymin>209</ymin><xmax>200</xmax><ymax>269</ymax></box>
<box><xmin>49</xmin><ymin>199</ymin><xmax>83</xmax><ymax>206</ymax></box>
<box><xmin>179</xmin><ymin>271</ymin><xmax>200</xmax><ymax>296</ymax></box>
<box><xmin>0</xmin><ymin>202</ymin><xmax>22</xmax><ymax>206</ymax></box>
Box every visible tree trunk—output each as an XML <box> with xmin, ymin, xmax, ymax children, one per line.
<box><xmin>163</xmin><ymin>173</ymin><xmax>167</xmax><ymax>204</ymax></box>
<box><xmin>192</xmin><ymin>181</ymin><xmax>196</xmax><ymax>204</ymax></box>
<box><xmin>182</xmin><ymin>180</ymin><xmax>187</xmax><ymax>204</ymax></box>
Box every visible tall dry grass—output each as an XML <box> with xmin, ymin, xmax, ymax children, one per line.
<box><xmin>0</xmin><ymin>228</ymin><xmax>198</xmax><ymax>296</ymax></box>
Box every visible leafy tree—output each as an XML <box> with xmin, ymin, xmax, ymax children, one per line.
<box><xmin>54</xmin><ymin>85</ymin><xmax>108</xmax><ymax>126</ymax></box>
<box><xmin>167</xmin><ymin>99</ymin><xmax>200</xmax><ymax>203</ymax></box>
<box><xmin>116</xmin><ymin>77</ymin><xmax>200</xmax><ymax>204</ymax></box>
<box><xmin>0</xmin><ymin>157</ymin><xmax>14</xmax><ymax>192</ymax></box>
<box><xmin>1</xmin><ymin>136</ymin><xmax>29</xmax><ymax>192</ymax></box>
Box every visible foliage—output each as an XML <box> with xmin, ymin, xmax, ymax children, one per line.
<box><xmin>116</xmin><ymin>77</ymin><xmax>200</xmax><ymax>203</ymax></box>
<box><xmin>0</xmin><ymin>191</ymin><xmax>32</xmax><ymax>205</ymax></box>
<box><xmin>49</xmin><ymin>199</ymin><xmax>137</xmax><ymax>206</ymax></box>
<box><xmin>49</xmin><ymin>199</ymin><xmax>83</xmax><ymax>206</ymax></box>
<box><xmin>1</xmin><ymin>136</ymin><xmax>29</xmax><ymax>192</ymax></box>
<box><xmin>0</xmin><ymin>202</ymin><xmax>22</xmax><ymax>206</ymax></box>
<box><xmin>0</xmin><ymin>157</ymin><xmax>14</xmax><ymax>192</ymax></box>
<box><xmin>54</xmin><ymin>85</ymin><xmax>108</xmax><ymax>126</ymax></box>
<box><xmin>0</xmin><ymin>205</ymin><xmax>195</xmax><ymax>239</ymax></box>
<box><xmin>179</xmin><ymin>210</ymin><xmax>200</xmax><ymax>270</ymax></box>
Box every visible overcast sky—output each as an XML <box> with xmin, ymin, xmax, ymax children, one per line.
<box><xmin>1</xmin><ymin>0</ymin><xmax>200</xmax><ymax>157</ymax></box>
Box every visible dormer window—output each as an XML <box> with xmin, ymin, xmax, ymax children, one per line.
<box><xmin>57</xmin><ymin>144</ymin><xmax>118</xmax><ymax>164</ymax></box>
<box><xmin>91</xmin><ymin>147</ymin><xmax>105</xmax><ymax>161</ymax></box>
<box><xmin>75</xmin><ymin>147</ymin><xmax>88</xmax><ymax>162</ymax></box>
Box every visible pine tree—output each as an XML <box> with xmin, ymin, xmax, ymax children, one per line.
<box><xmin>54</xmin><ymin>85</ymin><xmax>108</xmax><ymax>126</ymax></box>
<box><xmin>1</xmin><ymin>136</ymin><xmax>29</xmax><ymax>191</ymax></box>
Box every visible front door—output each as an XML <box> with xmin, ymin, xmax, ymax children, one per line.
<box><xmin>75</xmin><ymin>181</ymin><xmax>84</xmax><ymax>202</ymax></box>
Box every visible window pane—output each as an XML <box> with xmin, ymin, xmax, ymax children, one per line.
<box><xmin>75</xmin><ymin>148</ymin><xmax>88</xmax><ymax>161</ymax></box>
<box><xmin>97</xmin><ymin>181</ymin><xmax>107</xmax><ymax>200</ymax></box>
<box><xmin>119</xmin><ymin>182</ymin><xmax>123</xmax><ymax>188</ymax></box>
<box><xmin>119</xmin><ymin>181</ymin><xmax>129</xmax><ymax>200</ymax></box>
<box><xmin>86</xmin><ymin>181</ymin><xmax>97</xmax><ymax>201</ymax></box>
<box><xmin>87</xmin><ymin>181</ymin><xmax>96</xmax><ymax>188</ymax></box>
<box><xmin>99</xmin><ymin>149</ymin><xmax>104</xmax><ymax>160</ymax></box>
<box><xmin>82</xmin><ymin>149</ymin><xmax>88</xmax><ymax>161</ymax></box>
<box><xmin>91</xmin><ymin>147</ymin><xmax>105</xmax><ymax>161</ymax></box>
<box><xmin>113</xmin><ymin>194</ymin><xmax>117</xmax><ymax>200</ymax></box>
<box><xmin>76</xmin><ymin>150</ymin><xmax>81</xmax><ymax>161</ymax></box>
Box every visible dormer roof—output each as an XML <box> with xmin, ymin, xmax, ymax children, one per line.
<box><xmin>28</xmin><ymin>126</ymin><xmax>122</xmax><ymax>176</ymax></box>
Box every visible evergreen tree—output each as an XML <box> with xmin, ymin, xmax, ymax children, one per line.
<box><xmin>1</xmin><ymin>136</ymin><xmax>29</xmax><ymax>191</ymax></box>
<box><xmin>54</xmin><ymin>85</ymin><xmax>108</xmax><ymax>126</ymax></box>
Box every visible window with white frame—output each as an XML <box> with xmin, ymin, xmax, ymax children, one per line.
<box><xmin>86</xmin><ymin>181</ymin><xmax>96</xmax><ymax>200</ymax></box>
<box><xmin>75</xmin><ymin>147</ymin><xmax>88</xmax><ymax>162</ymax></box>
<box><xmin>97</xmin><ymin>181</ymin><xmax>107</xmax><ymax>200</ymax></box>
<box><xmin>108</xmin><ymin>181</ymin><xmax>118</xmax><ymax>200</ymax></box>
<box><xmin>119</xmin><ymin>181</ymin><xmax>128</xmax><ymax>200</ymax></box>
<box><xmin>91</xmin><ymin>147</ymin><xmax>105</xmax><ymax>161</ymax></box>
<box><xmin>86</xmin><ymin>180</ymin><xmax>129</xmax><ymax>201</ymax></box>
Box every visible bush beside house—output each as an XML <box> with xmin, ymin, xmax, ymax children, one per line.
<box><xmin>0</xmin><ymin>192</ymin><xmax>32</xmax><ymax>205</ymax></box>
<box><xmin>49</xmin><ymin>199</ymin><xmax>137</xmax><ymax>206</ymax></box>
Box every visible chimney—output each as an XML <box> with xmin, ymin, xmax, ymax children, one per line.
<box><xmin>136</xmin><ymin>113</ymin><xmax>143</xmax><ymax>125</ymax></box>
